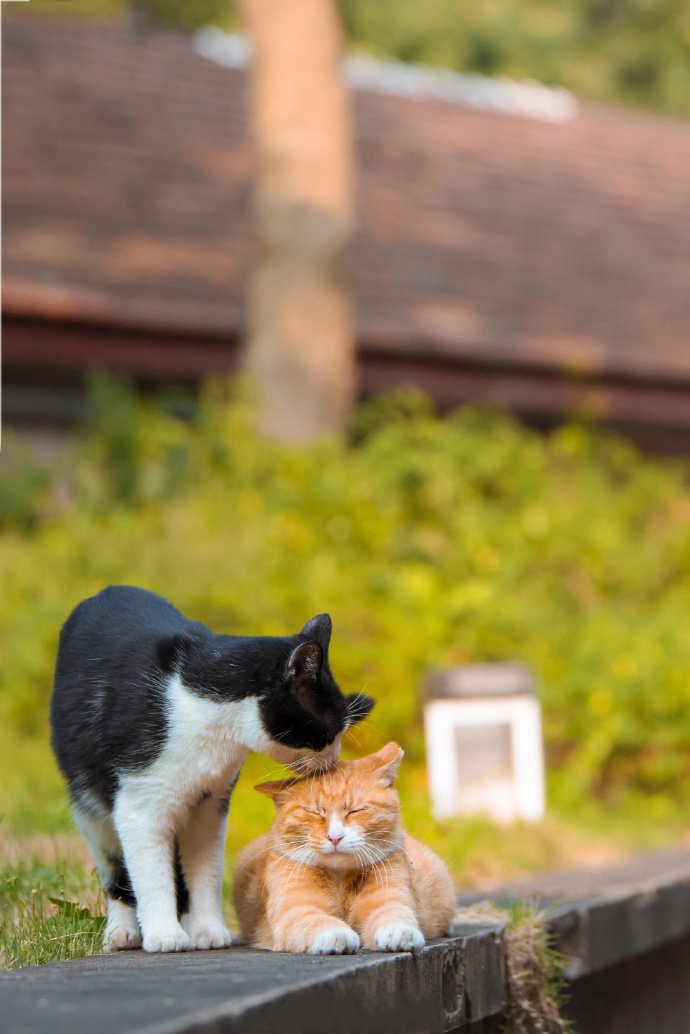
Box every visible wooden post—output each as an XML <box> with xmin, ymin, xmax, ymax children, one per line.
<box><xmin>236</xmin><ymin>0</ymin><xmax>356</xmax><ymax>441</ymax></box>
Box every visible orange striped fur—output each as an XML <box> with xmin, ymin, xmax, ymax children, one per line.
<box><xmin>233</xmin><ymin>742</ymin><xmax>456</xmax><ymax>954</ymax></box>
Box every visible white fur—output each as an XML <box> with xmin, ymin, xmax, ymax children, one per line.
<box><xmin>73</xmin><ymin>807</ymin><xmax>120</xmax><ymax>874</ymax></box>
<box><xmin>112</xmin><ymin>675</ymin><xmax>256</xmax><ymax>951</ymax></box>
<box><xmin>142</xmin><ymin>927</ymin><xmax>191</xmax><ymax>954</ymax></box>
<box><xmin>178</xmin><ymin>793</ymin><xmax>233</xmax><ymax>949</ymax></box>
<box><xmin>73</xmin><ymin>805</ymin><xmax>140</xmax><ymax>952</ymax></box>
<box><xmin>103</xmin><ymin>899</ymin><xmax>140</xmax><ymax>952</ymax></box>
<box><xmin>309</xmin><ymin>926</ymin><xmax>360</xmax><ymax>955</ymax></box>
<box><xmin>272</xmin><ymin>735</ymin><xmax>343</xmax><ymax>774</ymax></box>
<box><xmin>326</xmin><ymin>816</ymin><xmax>346</xmax><ymax>843</ymax></box>
<box><xmin>374</xmin><ymin>923</ymin><xmax>425</xmax><ymax>952</ymax></box>
<box><xmin>320</xmin><ymin>810</ymin><xmax>401</xmax><ymax>868</ymax></box>
<box><xmin>181</xmin><ymin>912</ymin><xmax>233</xmax><ymax>950</ymax></box>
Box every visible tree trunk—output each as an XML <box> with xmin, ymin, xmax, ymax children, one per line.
<box><xmin>237</xmin><ymin>0</ymin><xmax>356</xmax><ymax>441</ymax></box>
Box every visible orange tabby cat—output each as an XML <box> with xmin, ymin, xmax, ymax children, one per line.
<box><xmin>233</xmin><ymin>742</ymin><xmax>456</xmax><ymax>954</ymax></box>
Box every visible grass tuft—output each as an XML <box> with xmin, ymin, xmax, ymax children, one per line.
<box><xmin>0</xmin><ymin>857</ymin><xmax>104</xmax><ymax>969</ymax></box>
<box><xmin>456</xmin><ymin>900</ymin><xmax>572</xmax><ymax>1033</ymax></box>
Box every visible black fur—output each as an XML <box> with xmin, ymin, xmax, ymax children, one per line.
<box><xmin>218</xmin><ymin>772</ymin><xmax>240</xmax><ymax>816</ymax></box>
<box><xmin>105</xmin><ymin>848</ymin><xmax>188</xmax><ymax>917</ymax></box>
<box><xmin>50</xmin><ymin>586</ymin><xmax>375</xmax><ymax>812</ymax></box>
<box><xmin>173</xmin><ymin>839</ymin><xmax>190</xmax><ymax>918</ymax></box>
<box><xmin>105</xmin><ymin>853</ymin><xmax>136</xmax><ymax>907</ymax></box>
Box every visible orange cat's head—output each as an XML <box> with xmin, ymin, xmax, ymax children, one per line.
<box><xmin>255</xmin><ymin>742</ymin><xmax>404</xmax><ymax>871</ymax></box>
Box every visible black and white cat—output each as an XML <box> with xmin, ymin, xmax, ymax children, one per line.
<box><xmin>50</xmin><ymin>586</ymin><xmax>374</xmax><ymax>954</ymax></box>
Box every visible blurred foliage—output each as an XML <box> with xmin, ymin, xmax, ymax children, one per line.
<box><xmin>11</xmin><ymin>0</ymin><xmax>690</xmax><ymax>118</ymax></box>
<box><xmin>0</xmin><ymin>445</ymin><xmax>51</xmax><ymax>531</ymax></box>
<box><xmin>1</xmin><ymin>376</ymin><xmax>690</xmax><ymax>831</ymax></box>
<box><xmin>135</xmin><ymin>0</ymin><xmax>233</xmax><ymax>32</ymax></box>
<box><xmin>340</xmin><ymin>0</ymin><xmax>690</xmax><ymax>118</ymax></box>
<box><xmin>9</xmin><ymin>0</ymin><xmax>126</xmax><ymax>21</ymax></box>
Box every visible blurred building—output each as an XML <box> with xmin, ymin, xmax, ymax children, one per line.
<box><xmin>4</xmin><ymin>18</ymin><xmax>690</xmax><ymax>449</ymax></box>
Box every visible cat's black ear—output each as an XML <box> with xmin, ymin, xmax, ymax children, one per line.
<box><xmin>346</xmin><ymin>693</ymin><xmax>375</xmax><ymax>726</ymax></box>
<box><xmin>284</xmin><ymin>641</ymin><xmax>323</xmax><ymax>689</ymax></box>
<box><xmin>157</xmin><ymin>634</ymin><xmax>188</xmax><ymax>674</ymax></box>
<box><xmin>300</xmin><ymin>613</ymin><xmax>332</xmax><ymax>652</ymax></box>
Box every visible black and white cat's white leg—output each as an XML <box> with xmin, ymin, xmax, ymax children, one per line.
<box><xmin>73</xmin><ymin>807</ymin><xmax>141</xmax><ymax>952</ymax></box>
<box><xmin>113</xmin><ymin>786</ymin><xmax>191</xmax><ymax>953</ymax></box>
<box><xmin>178</xmin><ymin>783</ymin><xmax>236</xmax><ymax>950</ymax></box>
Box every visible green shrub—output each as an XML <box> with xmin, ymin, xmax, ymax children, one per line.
<box><xmin>1</xmin><ymin>376</ymin><xmax>689</xmax><ymax>836</ymax></box>
<box><xmin>0</xmin><ymin>442</ymin><xmax>51</xmax><ymax>531</ymax></box>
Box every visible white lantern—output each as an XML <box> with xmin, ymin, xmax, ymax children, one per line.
<box><xmin>424</xmin><ymin>663</ymin><xmax>545</xmax><ymax>823</ymax></box>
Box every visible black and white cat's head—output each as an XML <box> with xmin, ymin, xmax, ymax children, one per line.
<box><xmin>162</xmin><ymin>612</ymin><xmax>375</xmax><ymax>772</ymax></box>
<box><xmin>257</xmin><ymin>614</ymin><xmax>374</xmax><ymax>772</ymax></box>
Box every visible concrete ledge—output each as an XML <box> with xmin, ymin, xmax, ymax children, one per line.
<box><xmin>457</xmin><ymin>848</ymin><xmax>690</xmax><ymax>1034</ymax></box>
<box><xmin>0</xmin><ymin>928</ymin><xmax>505</xmax><ymax>1034</ymax></box>
<box><xmin>458</xmin><ymin>847</ymin><xmax>690</xmax><ymax>979</ymax></box>
<box><xmin>4</xmin><ymin>850</ymin><xmax>689</xmax><ymax>1034</ymax></box>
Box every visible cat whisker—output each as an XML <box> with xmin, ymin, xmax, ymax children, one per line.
<box><xmin>353</xmin><ymin>841</ymin><xmax>380</xmax><ymax>882</ymax></box>
<box><xmin>348</xmin><ymin>688</ymin><xmax>386</xmax><ymax>730</ymax></box>
<box><xmin>364</xmin><ymin>847</ymin><xmax>389</xmax><ymax>892</ymax></box>
<box><xmin>366</xmin><ymin>846</ymin><xmax>406</xmax><ymax>879</ymax></box>
<box><xmin>270</xmin><ymin>728</ymin><xmax>294</xmax><ymax>744</ymax></box>
<box><xmin>361</xmin><ymin>843</ymin><xmax>396</xmax><ymax>888</ymax></box>
<box><xmin>343</xmin><ymin>728</ymin><xmax>364</xmax><ymax>752</ymax></box>
<box><xmin>367</xmin><ymin>836</ymin><xmax>411</xmax><ymax>863</ymax></box>
<box><xmin>281</xmin><ymin>848</ymin><xmax>318</xmax><ymax>890</ymax></box>
<box><xmin>352</xmin><ymin>846</ymin><xmax>375</xmax><ymax>886</ymax></box>
<box><xmin>249</xmin><ymin>844</ymin><xmax>283</xmax><ymax>863</ymax></box>
<box><xmin>364</xmin><ymin>835</ymin><xmax>403</xmax><ymax>850</ymax></box>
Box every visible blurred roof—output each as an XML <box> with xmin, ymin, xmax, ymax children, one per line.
<box><xmin>4</xmin><ymin>17</ymin><xmax>690</xmax><ymax>404</ymax></box>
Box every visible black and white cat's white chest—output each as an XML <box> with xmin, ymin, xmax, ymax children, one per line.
<box><xmin>116</xmin><ymin>672</ymin><xmax>263</xmax><ymax>825</ymax></box>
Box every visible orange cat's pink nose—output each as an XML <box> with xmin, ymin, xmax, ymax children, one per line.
<box><xmin>328</xmin><ymin>832</ymin><xmax>344</xmax><ymax>846</ymax></box>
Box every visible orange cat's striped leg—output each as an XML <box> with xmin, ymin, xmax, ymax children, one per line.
<box><xmin>266</xmin><ymin>861</ymin><xmax>360</xmax><ymax>955</ymax></box>
<box><xmin>348</xmin><ymin>858</ymin><xmax>425</xmax><ymax>952</ymax></box>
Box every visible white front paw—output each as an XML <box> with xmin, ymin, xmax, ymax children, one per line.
<box><xmin>309</xmin><ymin>925</ymin><xmax>360</xmax><ymax>955</ymax></box>
<box><xmin>374</xmin><ymin>923</ymin><xmax>425</xmax><ymax>952</ymax></box>
<box><xmin>142</xmin><ymin>925</ymin><xmax>192</xmax><ymax>953</ymax></box>
<box><xmin>185</xmin><ymin>919</ymin><xmax>233</xmax><ymax>950</ymax></box>
<box><xmin>103</xmin><ymin>925</ymin><xmax>141</xmax><ymax>953</ymax></box>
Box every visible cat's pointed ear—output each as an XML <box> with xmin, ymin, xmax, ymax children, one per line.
<box><xmin>346</xmin><ymin>693</ymin><xmax>375</xmax><ymax>726</ymax></box>
<box><xmin>254</xmin><ymin>779</ymin><xmax>300</xmax><ymax>807</ymax></box>
<box><xmin>369</xmin><ymin>741</ymin><xmax>404</xmax><ymax>786</ymax></box>
<box><xmin>300</xmin><ymin>613</ymin><xmax>332</xmax><ymax>652</ymax></box>
<box><xmin>284</xmin><ymin>641</ymin><xmax>323</xmax><ymax>687</ymax></box>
